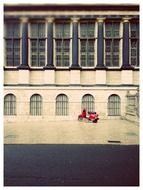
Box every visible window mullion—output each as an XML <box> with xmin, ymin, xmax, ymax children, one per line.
<box><xmin>86</xmin><ymin>39</ymin><xmax>88</xmax><ymax>66</ymax></box>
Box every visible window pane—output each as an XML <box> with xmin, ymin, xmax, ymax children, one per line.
<box><xmin>55</xmin><ymin>23</ymin><xmax>70</xmax><ymax>38</ymax></box>
<box><xmin>82</xmin><ymin>95</ymin><xmax>94</xmax><ymax>112</ymax></box>
<box><xmin>5</xmin><ymin>22</ymin><xmax>20</xmax><ymax>66</ymax></box>
<box><xmin>80</xmin><ymin>23</ymin><xmax>87</xmax><ymax>37</ymax></box>
<box><xmin>108</xmin><ymin>95</ymin><xmax>120</xmax><ymax>116</ymax></box>
<box><xmin>80</xmin><ymin>22</ymin><xmax>95</xmax><ymax>38</ymax></box>
<box><xmin>105</xmin><ymin>23</ymin><xmax>112</xmax><ymax>37</ymax></box>
<box><xmin>38</xmin><ymin>23</ymin><xmax>45</xmax><ymax>38</ymax></box>
<box><xmin>80</xmin><ymin>40</ymin><xmax>87</xmax><ymax>66</ymax></box>
<box><xmin>130</xmin><ymin>40</ymin><xmax>138</xmax><ymax>66</ymax></box>
<box><xmin>113</xmin><ymin>40</ymin><xmax>119</xmax><ymax>66</ymax></box>
<box><xmin>88</xmin><ymin>40</ymin><xmax>94</xmax><ymax>66</ymax></box>
<box><xmin>5</xmin><ymin>39</ymin><xmax>20</xmax><ymax>66</ymax></box>
<box><xmin>30</xmin><ymin>39</ymin><xmax>45</xmax><ymax>67</ymax></box>
<box><xmin>130</xmin><ymin>23</ymin><xmax>139</xmax><ymax>38</ymax></box>
<box><xmin>80</xmin><ymin>40</ymin><xmax>94</xmax><ymax>67</ymax></box>
<box><xmin>63</xmin><ymin>23</ymin><xmax>70</xmax><ymax>38</ymax></box>
<box><xmin>55</xmin><ymin>40</ymin><xmax>70</xmax><ymax>67</ymax></box>
<box><xmin>30</xmin><ymin>23</ymin><xmax>46</xmax><ymax>67</ymax></box>
<box><xmin>30</xmin><ymin>94</ymin><xmax>42</xmax><ymax>115</ymax></box>
<box><xmin>105</xmin><ymin>39</ymin><xmax>119</xmax><ymax>67</ymax></box>
<box><xmin>30</xmin><ymin>23</ymin><xmax>45</xmax><ymax>38</ymax></box>
<box><xmin>105</xmin><ymin>22</ymin><xmax>120</xmax><ymax>37</ymax></box>
<box><xmin>63</xmin><ymin>40</ymin><xmax>70</xmax><ymax>66</ymax></box>
<box><xmin>105</xmin><ymin>40</ymin><xmax>112</xmax><ymax>66</ymax></box>
<box><xmin>5</xmin><ymin>23</ymin><xmax>20</xmax><ymax>38</ymax></box>
<box><xmin>4</xmin><ymin>94</ymin><xmax>16</xmax><ymax>115</ymax></box>
<box><xmin>56</xmin><ymin>94</ymin><xmax>68</xmax><ymax>116</ymax></box>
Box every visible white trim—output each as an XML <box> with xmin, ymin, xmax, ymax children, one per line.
<box><xmin>5</xmin><ymin>11</ymin><xmax>139</xmax><ymax>16</ymax></box>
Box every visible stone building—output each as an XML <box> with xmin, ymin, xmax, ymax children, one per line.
<box><xmin>3</xmin><ymin>4</ymin><xmax>139</xmax><ymax>122</ymax></box>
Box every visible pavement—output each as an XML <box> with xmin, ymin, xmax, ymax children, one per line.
<box><xmin>4</xmin><ymin>119</ymin><xmax>139</xmax><ymax>145</ymax></box>
<box><xmin>4</xmin><ymin>144</ymin><xmax>139</xmax><ymax>186</ymax></box>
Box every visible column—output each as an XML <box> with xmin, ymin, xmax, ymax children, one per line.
<box><xmin>44</xmin><ymin>17</ymin><xmax>55</xmax><ymax>84</ymax></box>
<box><xmin>18</xmin><ymin>17</ymin><xmax>29</xmax><ymax>69</ymax></box>
<box><xmin>121</xmin><ymin>17</ymin><xmax>133</xmax><ymax>69</ymax></box>
<box><xmin>96</xmin><ymin>17</ymin><xmax>106</xmax><ymax>69</ymax></box>
<box><xmin>70</xmin><ymin>17</ymin><xmax>80</xmax><ymax>69</ymax></box>
<box><xmin>44</xmin><ymin>17</ymin><xmax>55</xmax><ymax>69</ymax></box>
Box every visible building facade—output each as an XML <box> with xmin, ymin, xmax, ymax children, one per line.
<box><xmin>4</xmin><ymin>4</ymin><xmax>139</xmax><ymax>122</ymax></box>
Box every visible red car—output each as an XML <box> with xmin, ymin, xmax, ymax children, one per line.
<box><xmin>78</xmin><ymin>109</ymin><xmax>99</xmax><ymax>123</ymax></box>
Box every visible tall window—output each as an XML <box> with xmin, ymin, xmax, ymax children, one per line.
<box><xmin>54</xmin><ymin>22</ymin><xmax>70</xmax><ymax>67</ymax></box>
<box><xmin>29</xmin><ymin>22</ymin><xmax>46</xmax><ymax>67</ymax></box>
<box><xmin>82</xmin><ymin>94</ymin><xmax>94</xmax><ymax>112</ymax></box>
<box><xmin>130</xmin><ymin>22</ymin><xmax>139</xmax><ymax>67</ymax></box>
<box><xmin>4</xmin><ymin>94</ymin><xmax>16</xmax><ymax>115</ymax></box>
<box><xmin>79</xmin><ymin>21</ymin><xmax>95</xmax><ymax>67</ymax></box>
<box><xmin>4</xmin><ymin>22</ymin><xmax>21</xmax><ymax>66</ymax></box>
<box><xmin>30</xmin><ymin>94</ymin><xmax>42</xmax><ymax>115</ymax></box>
<box><xmin>56</xmin><ymin>94</ymin><xmax>68</xmax><ymax>115</ymax></box>
<box><xmin>105</xmin><ymin>22</ymin><xmax>120</xmax><ymax>67</ymax></box>
<box><xmin>108</xmin><ymin>94</ymin><xmax>120</xmax><ymax>116</ymax></box>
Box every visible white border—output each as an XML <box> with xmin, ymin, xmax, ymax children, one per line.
<box><xmin>1</xmin><ymin>1</ymin><xmax>142</xmax><ymax>190</ymax></box>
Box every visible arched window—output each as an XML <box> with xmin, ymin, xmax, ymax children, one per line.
<box><xmin>30</xmin><ymin>94</ymin><xmax>42</xmax><ymax>115</ymax></box>
<box><xmin>82</xmin><ymin>94</ymin><xmax>94</xmax><ymax>112</ymax></box>
<box><xmin>108</xmin><ymin>94</ymin><xmax>121</xmax><ymax>116</ymax></box>
<box><xmin>4</xmin><ymin>94</ymin><xmax>16</xmax><ymax>115</ymax></box>
<box><xmin>56</xmin><ymin>94</ymin><xmax>68</xmax><ymax>116</ymax></box>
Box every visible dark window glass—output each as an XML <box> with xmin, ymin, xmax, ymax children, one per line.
<box><xmin>56</xmin><ymin>94</ymin><xmax>68</xmax><ymax>116</ymax></box>
<box><xmin>108</xmin><ymin>94</ymin><xmax>120</xmax><ymax>116</ymax></box>
<box><xmin>4</xmin><ymin>94</ymin><xmax>16</xmax><ymax>115</ymax></box>
<box><xmin>30</xmin><ymin>23</ymin><xmax>46</xmax><ymax>67</ymax></box>
<box><xmin>105</xmin><ymin>22</ymin><xmax>120</xmax><ymax>67</ymax></box>
<box><xmin>55</xmin><ymin>23</ymin><xmax>70</xmax><ymax>67</ymax></box>
<box><xmin>82</xmin><ymin>94</ymin><xmax>94</xmax><ymax>112</ymax></box>
<box><xmin>30</xmin><ymin>94</ymin><xmax>42</xmax><ymax>115</ymax></box>
<box><xmin>80</xmin><ymin>22</ymin><xmax>95</xmax><ymax>67</ymax></box>
<box><xmin>5</xmin><ymin>22</ymin><xmax>21</xmax><ymax>66</ymax></box>
<box><xmin>130</xmin><ymin>23</ymin><xmax>139</xmax><ymax>66</ymax></box>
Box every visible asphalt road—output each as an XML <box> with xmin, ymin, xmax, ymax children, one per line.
<box><xmin>4</xmin><ymin>144</ymin><xmax>139</xmax><ymax>186</ymax></box>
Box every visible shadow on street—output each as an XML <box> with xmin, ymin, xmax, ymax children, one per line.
<box><xmin>4</xmin><ymin>144</ymin><xmax>139</xmax><ymax>186</ymax></box>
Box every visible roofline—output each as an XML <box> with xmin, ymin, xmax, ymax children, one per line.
<box><xmin>4</xmin><ymin>4</ymin><xmax>139</xmax><ymax>12</ymax></box>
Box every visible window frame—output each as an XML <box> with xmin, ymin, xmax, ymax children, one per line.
<box><xmin>28</xmin><ymin>20</ymin><xmax>47</xmax><ymax>68</ymax></box>
<box><xmin>129</xmin><ymin>21</ymin><xmax>139</xmax><ymax>67</ymax></box>
<box><xmin>30</xmin><ymin>94</ymin><xmax>42</xmax><ymax>115</ymax></box>
<box><xmin>104</xmin><ymin>20</ymin><xmax>121</xmax><ymax>68</ymax></box>
<box><xmin>108</xmin><ymin>94</ymin><xmax>121</xmax><ymax>116</ymax></box>
<box><xmin>54</xmin><ymin>21</ymin><xmax>71</xmax><ymax>68</ymax></box>
<box><xmin>79</xmin><ymin>20</ymin><xmax>97</xmax><ymax>68</ymax></box>
<box><xmin>56</xmin><ymin>94</ymin><xmax>69</xmax><ymax>116</ymax></box>
<box><xmin>81</xmin><ymin>94</ymin><xmax>95</xmax><ymax>112</ymax></box>
<box><xmin>4</xmin><ymin>20</ymin><xmax>21</xmax><ymax>67</ymax></box>
<box><xmin>4</xmin><ymin>94</ymin><xmax>16</xmax><ymax>115</ymax></box>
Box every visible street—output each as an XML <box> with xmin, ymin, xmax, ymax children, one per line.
<box><xmin>4</xmin><ymin>144</ymin><xmax>139</xmax><ymax>186</ymax></box>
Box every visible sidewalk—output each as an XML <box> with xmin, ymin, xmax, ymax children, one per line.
<box><xmin>4</xmin><ymin>119</ymin><xmax>139</xmax><ymax>145</ymax></box>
